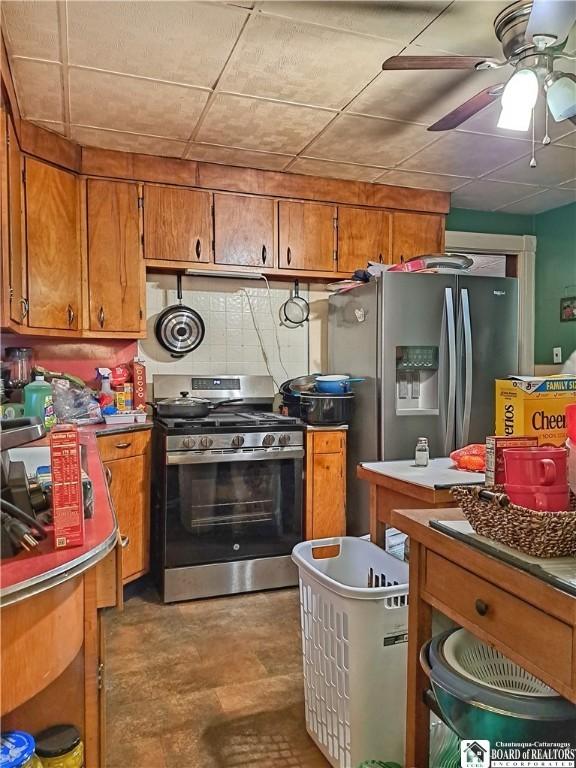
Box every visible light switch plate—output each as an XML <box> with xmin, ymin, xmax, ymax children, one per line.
<box><xmin>553</xmin><ymin>347</ymin><xmax>562</xmax><ymax>364</ymax></box>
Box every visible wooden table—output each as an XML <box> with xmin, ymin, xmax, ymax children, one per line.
<box><xmin>388</xmin><ymin>506</ymin><xmax>576</xmax><ymax>768</ymax></box>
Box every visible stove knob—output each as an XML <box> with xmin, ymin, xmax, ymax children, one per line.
<box><xmin>278</xmin><ymin>433</ymin><xmax>291</xmax><ymax>446</ymax></box>
<box><xmin>182</xmin><ymin>437</ymin><xmax>196</xmax><ymax>449</ymax></box>
<box><xmin>231</xmin><ymin>435</ymin><xmax>245</xmax><ymax>448</ymax></box>
<box><xmin>199</xmin><ymin>436</ymin><xmax>213</xmax><ymax>449</ymax></box>
<box><xmin>262</xmin><ymin>434</ymin><xmax>275</xmax><ymax>447</ymax></box>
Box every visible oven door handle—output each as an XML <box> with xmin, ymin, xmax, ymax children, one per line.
<box><xmin>167</xmin><ymin>448</ymin><xmax>305</xmax><ymax>465</ymax></box>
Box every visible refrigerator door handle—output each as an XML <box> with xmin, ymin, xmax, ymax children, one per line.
<box><xmin>443</xmin><ymin>287</ymin><xmax>457</xmax><ymax>456</ymax></box>
<box><xmin>460</xmin><ymin>287</ymin><xmax>473</xmax><ymax>446</ymax></box>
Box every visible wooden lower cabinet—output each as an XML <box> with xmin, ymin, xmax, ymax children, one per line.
<box><xmin>99</xmin><ymin>430</ymin><xmax>151</xmax><ymax>584</ymax></box>
<box><xmin>305</xmin><ymin>429</ymin><xmax>346</xmax><ymax>540</ymax></box>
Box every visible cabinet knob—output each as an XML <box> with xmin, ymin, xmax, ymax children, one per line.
<box><xmin>120</xmin><ymin>534</ymin><xmax>130</xmax><ymax>549</ymax></box>
<box><xmin>98</xmin><ymin>306</ymin><xmax>105</xmax><ymax>328</ymax></box>
<box><xmin>20</xmin><ymin>297</ymin><xmax>29</xmax><ymax>321</ymax></box>
<box><xmin>378</xmin><ymin>253</ymin><xmax>383</xmax><ymax>264</ymax></box>
<box><xmin>195</xmin><ymin>238</ymin><xmax>201</xmax><ymax>259</ymax></box>
<box><xmin>287</xmin><ymin>246</ymin><xmax>292</xmax><ymax>265</ymax></box>
<box><xmin>262</xmin><ymin>244</ymin><xmax>267</xmax><ymax>265</ymax></box>
<box><xmin>67</xmin><ymin>304</ymin><xmax>75</xmax><ymax>327</ymax></box>
<box><xmin>475</xmin><ymin>599</ymin><xmax>489</xmax><ymax>616</ymax></box>
<box><xmin>105</xmin><ymin>466</ymin><xmax>112</xmax><ymax>485</ymax></box>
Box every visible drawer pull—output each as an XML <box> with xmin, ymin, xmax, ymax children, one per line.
<box><xmin>262</xmin><ymin>244</ymin><xmax>267</xmax><ymax>264</ymax></box>
<box><xmin>195</xmin><ymin>238</ymin><xmax>201</xmax><ymax>259</ymax></box>
<box><xmin>98</xmin><ymin>306</ymin><xmax>105</xmax><ymax>328</ymax></box>
<box><xmin>120</xmin><ymin>534</ymin><xmax>130</xmax><ymax>548</ymax></box>
<box><xmin>115</xmin><ymin>442</ymin><xmax>131</xmax><ymax>449</ymax></box>
<box><xmin>105</xmin><ymin>466</ymin><xmax>112</xmax><ymax>485</ymax></box>
<box><xmin>475</xmin><ymin>598</ymin><xmax>489</xmax><ymax>616</ymax></box>
<box><xmin>287</xmin><ymin>246</ymin><xmax>292</xmax><ymax>265</ymax></box>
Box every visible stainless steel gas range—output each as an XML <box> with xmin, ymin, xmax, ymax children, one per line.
<box><xmin>151</xmin><ymin>375</ymin><xmax>304</xmax><ymax>602</ymax></box>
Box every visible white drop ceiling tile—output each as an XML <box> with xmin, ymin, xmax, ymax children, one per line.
<box><xmin>30</xmin><ymin>120</ymin><xmax>65</xmax><ymax>135</ymax></box>
<box><xmin>289</xmin><ymin>158</ymin><xmax>385</xmax><ymax>182</ymax></box>
<box><xmin>70</xmin><ymin>126</ymin><xmax>186</xmax><ymax>158</ymax></box>
<box><xmin>256</xmin><ymin>1</ymin><xmax>449</xmax><ymax>42</ymax></box>
<box><xmin>400</xmin><ymin>131</ymin><xmax>530</xmax><ymax>177</ymax></box>
<box><xmin>196</xmin><ymin>94</ymin><xmax>335</xmax><ymax>154</ymax></box>
<box><xmin>184</xmin><ymin>143</ymin><xmax>293</xmax><ymax>171</ymax></box>
<box><xmin>350</xmin><ymin>45</ymin><xmax>511</xmax><ymax>124</ymax></box>
<box><xmin>1</xmin><ymin>1</ymin><xmax>60</xmax><ymax>61</ymax></box>
<box><xmin>304</xmin><ymin>114</ymin><xmax>437</xmax><ymax>166</ymax></box>
<box><xmin>459</xmin><ymin>101</ymin><xmax>576</xmax><ymax>146</ymax></box>
<box><xmin>489</xmin><ymin>145</ymin><xmax>576</xmax><ymax>186</ymax></box>
<box><xmin>497</xmin><ymin>188</ymin><xmax>576</xmax><ymax>215</ymax></box>
<box><xmin>375</xmin><ymin>169</ymin><xmax>471</xmax><ymax>191</ymax></box>
<box><xmin>69</xmin><ymin>69</ymin><xmax>209</xmax><ymax>140</ymax></box>
<box><xmin>412</xmin><ymin>0</ymin><xmax>512</xmax><ymax>58</ymax></box>
<box><xmin>554</xmin><ymin>129</ymin><xmax>576</xmax><ymax>149</ymax></box>
<box><xmin>219</xmin><ymin>13</ymin><xmax>401</xmax><ymax>109</ymax></box>
<box><xmin>67</xmin><ymin>1</ymin><xmax>248</xmax><ymax>87</ymax></box>
<box><xmin>11</xmin><ymin>59</ymin><xmax>63</xmax><ymax>122</ymax></box>
<box><xmin>451</xmin><ymin>180</ymin><xmax>541</xmax><ymax>211</ymax></box>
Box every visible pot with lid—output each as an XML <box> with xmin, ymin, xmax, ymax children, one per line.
<box><xmin>300</xmin><ymin>391</ymin><xmax>354</xmax><ymax>426</ymax></box>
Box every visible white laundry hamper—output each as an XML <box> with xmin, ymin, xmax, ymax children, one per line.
<box><xmin>292</xmin><ymin>537</ymin><xmax>409</xmax><ymax>768</ymax></box>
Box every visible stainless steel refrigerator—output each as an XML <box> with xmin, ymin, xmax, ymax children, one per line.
<box><xmin>328</xmin><ymin>272</ymin><xmax>519</xmax><ymax>535</ymax></box>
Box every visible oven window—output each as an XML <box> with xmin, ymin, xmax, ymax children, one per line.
<box><xmin>165</xmin><ymin>456</ymin><xmax>303</xmax><ymax>567</ymax></box>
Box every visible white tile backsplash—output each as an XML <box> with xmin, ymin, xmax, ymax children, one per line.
<box><xmin>140</xmin><ymin>274</ymin><xmax>317</xmax><ymax>389</ymax></box>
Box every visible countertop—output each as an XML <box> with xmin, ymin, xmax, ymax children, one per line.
<box><xmin>360</xmin><ymin>457</ymin><xmax>484</xmax><ymax>489</ymax></box>
<box><xmin>305</xmin><ymin>424</ymin><xmax>348</xmax><ymax>431</ymax></box>
<box><xmin>0</xmin><ymin>423</ymin><xmax>147</xmax><ymax>605</ymax></box>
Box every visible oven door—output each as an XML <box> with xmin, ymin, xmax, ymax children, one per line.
<box><xmin>164</xmin><ymin>448</ymin><xmax>304</xmax><ymax>567</ymax></box>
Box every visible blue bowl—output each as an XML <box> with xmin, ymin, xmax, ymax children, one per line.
<box><xmin>315</xmin><ymin>377</ymin><xmax>350</xmax><ymax>394</ymax></box>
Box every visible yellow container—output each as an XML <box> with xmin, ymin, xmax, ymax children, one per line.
<box><xmin>495</xmin><ymin>376</ymin><xmax>576</xmax><ymax>447</ymax></box>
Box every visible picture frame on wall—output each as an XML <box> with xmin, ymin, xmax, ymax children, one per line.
<box><xmin>560</xmin><ymin>296</ymin><xmax>576</xmax><ymax>322</ymax></box>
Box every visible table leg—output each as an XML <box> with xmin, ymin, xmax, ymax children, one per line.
<box><xmin>369</xmin><ymin>485</ymin><xmax>387</xmax><ymax>548</ymax></box>
<box><xmin>405</xmin><ymin>540</ymin><xmax>432</xmax><ymax>768</ymax></box>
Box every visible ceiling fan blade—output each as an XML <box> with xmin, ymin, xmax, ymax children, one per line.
<box><xmin>427</xmin><ymin>85</ymin><xmax>505</xmax><ymax>131</ymax></box>
<box><xmin>526</xmin><ymin>0</ymin><xmax>576</xmax><ymax>45</ymax></box>
<box><xmin>382</xmin><ymin>55</ymin><xmax>492</xmax><ymax>71</ymax></box>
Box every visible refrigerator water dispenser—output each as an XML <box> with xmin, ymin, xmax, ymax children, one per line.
<box><xmin>396</xmin><ymin>346</ymin><xmax>439</xmax><ymax>416</ymax></box>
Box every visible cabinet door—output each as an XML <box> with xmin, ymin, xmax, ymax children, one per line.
<box><xmin>305</xmin><ymin>431</ymin><xmax>346</xmax><ymax>540</ymax></box>
<box><xmin>7</xmin><ymin>116</ymin><xmax>26</xmax><ymax>324</ymax></box>
<box><xmin>337</xmin><ymin>207</ymin><xmax>390</xmax><ymax>273</ymax></box>
<box><xmin>214</xmin><ymin>193</ymin><xmax>274</xmax><ymax>268</ymax></box>
<box><xmin>279</xmin><ymin>200</ymin><xmax>335</xmax><ymax>272</ymax></box>
<box><xmin>143</xmin><ymin>185</ymin><xmax>211</xmax><ymax>263</ymax></box>
<box><xmin>391</xmin><ymin>212</ymin><xmax>444</xmax><ymax>264</ymax></box>
<box><xmin>25</xmin><ymin>158</ymin><xmax>80</xmax><ymax>329</ymax></box>
<box><xmin>87</xmin><ymin>179</ymin><xmax>143</xmax><ymax>333</ymax></box>
<box><xmin>105</xmin><ymin>453</ymin><xmax>150</xmax><ymax>583</ymax></box>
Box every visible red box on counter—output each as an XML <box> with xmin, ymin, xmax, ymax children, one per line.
<box><xmin>485</xmin><ymin>435</ymin><xmax>539</xmax><ymax>486</ymax></box>
<box><xmin>130</xmin><ymin>359</ymin><xmax>146</xmax><ymax>410</ymax></box>
<box><xmin>49</xmin><ymin>425</ymin><xmax>85</xmax><ymax>548</ymax></box>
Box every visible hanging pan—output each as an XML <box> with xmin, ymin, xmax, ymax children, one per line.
<box><xmin>280</xmin><ymin>280</ymin><xmax>310</xmax><ymax>327</ymax></box>
<box><xmin>154</xmin><ymin>274</ymin><xmax>205</xmax><ymax>358</ymax></box>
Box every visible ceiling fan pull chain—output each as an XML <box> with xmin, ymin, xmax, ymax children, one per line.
<box><xmin>543</xmin><ymin>102</ymin><xmax>551</xmax><ymax>145</ymax></box>
<box><xmin>530</xmin><ymin>109</ymin><xmax>537</xmax><ymax>168</ymax></box>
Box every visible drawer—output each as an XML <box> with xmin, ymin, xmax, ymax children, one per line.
<box><xmin>97</xmin><ymin>429</ymin><xmax>150</xmax><ymax>462</ymax></box>
<box><xmin>425</xmin><ymin>552</ymin><xmax>573</xmax><ymax>687</ymax></box>
<box><xmin>312</xmin><ymin>431</ymin><xmax>344</xmax><ymax>454</ymax></box>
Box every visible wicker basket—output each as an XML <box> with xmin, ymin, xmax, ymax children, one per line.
<box><xmin>450</xmin><ymin>485</ymin><xmax>576</xmax><ymax>558</ymax></box>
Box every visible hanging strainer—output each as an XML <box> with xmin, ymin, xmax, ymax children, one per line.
<box><xmin>280</xmin><ymin>280</ymin><xmax>309</xmax><ymax>326</ymax></box>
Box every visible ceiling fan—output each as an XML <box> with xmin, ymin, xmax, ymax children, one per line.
<box><xmin>382</xmin><ymin>0</ymin><xmax>576</xmax><ymax>133</ymax></box>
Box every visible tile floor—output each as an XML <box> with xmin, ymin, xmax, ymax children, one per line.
<box><xmin>105</xmin><ymin>583</ymin><xmax>331</xmax><ymax>767</ymax></box>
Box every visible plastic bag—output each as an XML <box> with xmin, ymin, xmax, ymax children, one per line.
<box><xmin>52</xmin><ymin>379</ymin><xmax>102</xmax><ymax>424</ymax></box>
<box><xmin>450</xmin><ymin>443</ymin><xmax>486</xmax><ymax>472</ymax></box>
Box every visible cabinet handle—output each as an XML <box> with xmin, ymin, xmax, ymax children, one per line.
<box><xmin>287</xmin><ymin>246</ymin><xmax>292</xmax><ymax>265</ymax></box>
<box><xmin>475</xmin><ymin>599</ymin><xmax>489</xmax><ymax>616</ymax></box>
<box><xmin>105</xmin><ymin>466</ymin><xmax>112</xmax><ymax>486</ymax></box>
<box><xmin>120</xmin><ymin>534</ymin><xmax>130</xmax><ymax>549</ymax></box>
<box><xmin>262</xmin><ymin>244</ymin><xmax>267</xmax><ymax>265</ymax></box>
<box><xmin>195</xmin><ymin>238</ymin><xmax>201</xmax><ymax>259</ymax></box>
<box><xmin>378</xmin><ymin>253</ymin><xmax>383</xmax><ymax>264</ymax></box>
<box><xmin>98</xmin><ymin>306</ymin><xmax>105</xmax><ymax>328</ymax></box>
<box><xmin>20</xmin><ymin>298</ymin><xmax>29</xmax><ymax>321</ymax></box>
<box><xmin>115</xmin><ymin>442</ymin><xmax>131</xmax><ymax>449</ymax></box>
<box><xmin>67</xmin><ymin>304</ymin><xmax>75</xmax><ymax>327</ymax></box>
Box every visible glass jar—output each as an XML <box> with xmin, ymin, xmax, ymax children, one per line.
<box><xmin>4</xmin><ymin>348</ymin><xmax>33</xmax><ymax>389</ymax></box>
<box><xmin>415</xmin><ymin>436</ymin><xmax>429</xmax><ymax>467</ymax></box>
<box><xmin>34</xmin><ymin>726</ymin><xmax>83</xmax><ymax>768</ymax></box>
<box><xmin>0</xmin><ymin>731</ymin><xmax>42</xmax><ymax>768</ymax></box>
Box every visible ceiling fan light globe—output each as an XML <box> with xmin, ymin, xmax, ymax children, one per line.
<box><xmin>546</xmin><ymin>75</ymin><xmax>576</xmax><ymax>122</ymax></box>
<box><xmin>497</xmin><ymin>106</ymin><xmax>533</xmax><ymax>131</ymax></box>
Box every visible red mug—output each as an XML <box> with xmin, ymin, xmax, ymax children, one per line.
<box><xmin>503</xmin><ymin>446</ymin><xmax>568</xmax><ymax>487</ymax></box>
<box><xmin>505</xmin><ymin>483</ymin><xmax>570</xmax><ymax>512</ymax></box>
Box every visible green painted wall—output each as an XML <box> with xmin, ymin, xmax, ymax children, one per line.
<box><xmin>447</xmin><ymin>204</ymin><xmax>576</xmax><ymax>365</ymax></box>
<box><xmin>533</xmin><ymin>202</ymin><xmax>576</xmax><ymax>365</ymax></box>
<box><xmin>446</xmin><ymin>207</ymin><xmax>535</xmax><ymax>236</ymax></box>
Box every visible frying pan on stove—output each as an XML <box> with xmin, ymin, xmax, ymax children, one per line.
<box><xmin>154</xmin><ymin>274</ymin><xmax>205</xmax><ymax>358</ymax></box>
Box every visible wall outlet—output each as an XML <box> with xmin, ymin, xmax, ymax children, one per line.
<box><xmin>553</xmin><ymin>347</ymin><xmax>562</xmax><ymax>364</ymax></box>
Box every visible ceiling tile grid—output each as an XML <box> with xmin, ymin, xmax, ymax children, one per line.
<box><xmin>2</xmin><ymin>0</ymin><xmax>576</xmax><ymax>213</ymax></box>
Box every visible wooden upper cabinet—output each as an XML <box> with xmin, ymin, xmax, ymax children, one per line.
<box><xmin>214</xmin><ymin>194</ymin><xmax>274</xmax><ymax>268</ymax></box>
<box><xmin>143</xmin><ymin>185</ymin><xmax>211</xmax><ymax>263</ymax></box>
<box><xmin>279</xmin><ymin>200</ymin><xmax>336</xmax><ymax>272</ymax></box>
<box><xmin>87</xmin><ymin>179</ymin><xmax>143</xmax><ymax>334</ymax></box>
<box><xmin>391</xmin><ymin>212</ymin><xmax>444</xmax><ymax>264</ymax></box>
<box><xmin>6</xmin><ymin>116</ymin><xmax>26</xmax><ymax>324</ymax></box>
<box><xmin>25</xmin><ymin>158</ymin><xmax>81</xmax><ymax>330</ymax></box>
<box><xmin>337</xmin><ymin>207</ymin><xmax>390</xmax><ymax>272</ymax></box>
